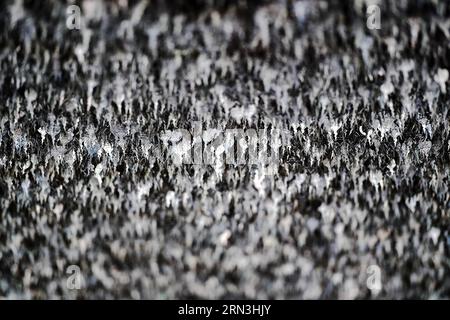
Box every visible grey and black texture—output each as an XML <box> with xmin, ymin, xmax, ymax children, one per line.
<box><xmin>0</xmin><ymin>0</ymin><xmax>449</xmax><ymax>299</ymax></box>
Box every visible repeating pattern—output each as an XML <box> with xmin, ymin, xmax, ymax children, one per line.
<box><xmin>0</xmin><ymin>0</ymin><xmax>449</xmax><ymax>298</ymax></box>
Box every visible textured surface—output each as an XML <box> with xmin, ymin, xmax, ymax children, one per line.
<box><xmin>0</xmin><ymin>0</ymin><xmax>449</xmax><ymax>299</ymax></box>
